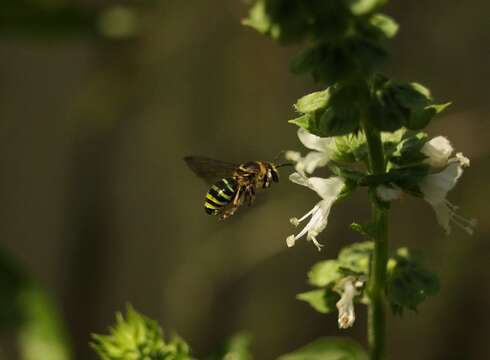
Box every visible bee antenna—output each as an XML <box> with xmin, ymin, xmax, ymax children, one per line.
<box><xmin>275</xmin><ymin>162</ymin><xmax>294</xmax><ymax>168</ymax></box>
<box><xmin>272</xmin><ymin>150</ymin><xmax>288</xmax><ymax>164</ymax></box>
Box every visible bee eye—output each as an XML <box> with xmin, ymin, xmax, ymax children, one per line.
<box><xmin>271</xmin><ymin>168</ymin><xmax>279</xmax><ymax>182</ymax></box>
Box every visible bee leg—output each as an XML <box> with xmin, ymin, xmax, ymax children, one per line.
<box><xmin>263</xmin><ymin>172</ymin><xmax>271</xmax><ymax>189</ymax></box>
<box><xmin>220</xmin><ymin>187</ymin><xmax>242</xmax><ymax>220</ymax></box>
<box><xmin>248</xmin><ymin>186</ymin><xmax>256</xmax><ymax>206</ymax></box>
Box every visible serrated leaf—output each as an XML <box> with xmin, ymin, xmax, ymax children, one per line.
<box><xmin>387</xmin><ymin>248</ymin><xmax>440</xmax><ymax>314</ymax></box>
<box><xmin>307</xmin><ymin>260</ymin><xmax>342</xmax><ymax>287</ymax></box>
<box><xmin>91</xmin><ymin>305</ymin><xmax>193</xmax><ymax>360</ymax></box>
<box><xmin>294</xmin><ymin>89</ymin><xmax>330</xmax><ymax>113</ymax></box>
<box><xmin>278</xmin><ymin>337</ymin><xmax>368</xmax><ymax>360</ymax></box>
<box><xmin>297</xmin><ymin>289</ymin><xmax>339</xmax><ymax>314</ymax></box>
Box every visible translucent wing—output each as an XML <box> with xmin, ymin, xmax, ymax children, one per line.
<box><xmin>184</xmin><ymin>156</ymin><xmax>238</xmax><ymax>185</ymax></box>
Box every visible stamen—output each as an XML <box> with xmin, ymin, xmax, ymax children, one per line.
<box><xmin>286</xmin><ymin>235</ymin><xmax>296</xmax><ymax>247</ymax></box>
<box><xmin>289</xmin><ymin>217</ymin><xmax>300</xmax><ymax>226</ymax></box>
<box><xmin>450</xmin><ymin>216</ymin><xmax>476</xmax><ymax>235</ymax></box>
<box><xmin>307</xmin><ymin>232</ymin><xmax>324</xmax><ymax>251</ymax></box>
<box><xmin>444</xmin><ymin>200</ymin><xmax>459</xmax><ymax>211</ymax></box>
<box><xmin>297</xmin><ymin>206</ymin><xmax>317</xmax><ymax>223</ymax></box>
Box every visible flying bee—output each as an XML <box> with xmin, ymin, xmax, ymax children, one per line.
<box><xmin>184</xmin><ymin>156</ymin><xmax>291</xmax><ymax>219</ymax></box>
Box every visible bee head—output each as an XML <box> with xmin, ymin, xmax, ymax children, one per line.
<box><xmin>268</xmin><ymin>163</ymin><xmax>280</xmax><ymax>183</ymax></box>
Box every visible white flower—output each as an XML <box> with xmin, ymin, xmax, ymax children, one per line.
<box><xmin>286</xmin><ymin>173</ymin><xmax>345</xmax><ymax>251</ymax></box>
<box><xmin>285</xmin><ymin>128</ymin><xmax>334</xmax><ymax>175</ymax></box>
<box><xmin>419</xmin><ymin>153</ymin><xmax>476</xmax><ymax>235</ymax></box>
<box><xmin>376</xmin><ymin>184</ymin><xmax>403</xmax><ymax>202</ymax></box>
<box><xmin>334</xmin><ymin>277</ymin><xmax>363</xmax><ymax>329</ymax></box>
<box><xmin>420</xmin><ymin>136</ymin><xmax>453</xmax><ymax>168</ymax></box>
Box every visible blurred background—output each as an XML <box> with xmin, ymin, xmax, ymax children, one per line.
<box><xmin>0</xmin><ymin>1</ymin><xmax>489</xmax><ymax>359</ymax></box>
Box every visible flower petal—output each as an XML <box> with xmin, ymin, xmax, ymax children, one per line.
<box><xmin>289</xmin><ymin>172</ymin><xmax>310</xmax><ymax>187</ymax></box>
<box><xmin>421</xmin><ymin>136</ymin><xmax>453</xmax><ymax>168</ymax></box>
<box><xmin>297</xmin><ymin>128</ymin><xmax>333</xmax><ymax>153</ymax></box>
<box><xmin>420</xmin><ymin>162</ymin><xmax>463</xmax><ymax>206</ymax></box>
<box><xmin>336</xmin><ymin>280</ymin><xmax>358</xmax><ymax>329</ymax></box>
<box><xmin>307</xmin><ymin>176</ymin><xmax>345</xmax><ymax>201</ymax></box>
<box><xmin>432</xmin><ymin>202</ymin><xmax>452</xmax><ymax>234</ymax></box>
<box><xmin>301</xmin><ymin>151</ymin><xmax>330</xmax><ymax>174</ymax></box>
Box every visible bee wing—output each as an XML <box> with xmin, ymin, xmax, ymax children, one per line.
<box><xmin>184</xmin><ymin>156</ymin><xmax>238</xmax><ymax>185</ymax></box>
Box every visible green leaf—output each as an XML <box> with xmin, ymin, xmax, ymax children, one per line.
<box><xmin>370</xmin><ymin>80</ymin><xmax>448</xmax><ymax>132</ymax></box>
<box><xmin>278</xmin><ymin>337</ymin><xmax>368</xmax><ymax>360</ymax></box>
<box><xmin>297</xmin><ymin>289</ymin><xmax>339</xmax><ymax>314</ymax></box>
<box><xmin>389</xmin><ymin>132</ymin><xmax>428</xmax><ymax>166</ymax></box>
<box><xmin>307</xmin><ymin>260</ymin><xmax>342</xmax><ymax>287</ymax></box>
<box><xmin>338</xmin><ymin>242</ymin><xmax>374</xmax><ymax>275</ymax></box>
<box><xmin>294</xmin><ymin>89</ymin><xmax>330</xmax><ymax>113</ymax></box>
<box><xmin>406</xmin><ymin>102</ymin><xmax>451</xmax><ymax>130</ymax></box>
<box><xmin>319</xmin><ymin>106</ymin><xmax>360</xmax><ymax>137</ymax></box>
<box><xmin>387</xmin><ymin>248</ymin><xmax>440</xmax><ymax>315</ymax></box>
<box><xmin>289</xmin><ymin>85</ymin><xmax>362</xmax><ymax>137</ymax></box>
<box><xmin>369</xmin><ymin>13</ymin><xmax>399</xmax><ymax>38</ymax></box>
<box><xmin>359</xmin><ymin>165</ymin><xmax>429</xmax><ymax>197</ymax></box>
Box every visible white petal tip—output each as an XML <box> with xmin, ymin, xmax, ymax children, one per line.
<box><xmin>456</xmin><ymin>152</ymin><xmax>470</xmax><ymax>167</ymax></box>
<box><xmin>285</xmin><ymin>150</ymin><xmax>301</xmax><ymax>162</ymax></box>
<box><xmin>337</xmin><ymin>311</ymin><xmax>355</xmax><ymax>329</ymax></box>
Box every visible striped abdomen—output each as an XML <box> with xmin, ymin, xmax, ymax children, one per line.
<box><xmin>204</xmin><ymin>177</ymin><xmax>238</xmax><ymax>215</ymax></box>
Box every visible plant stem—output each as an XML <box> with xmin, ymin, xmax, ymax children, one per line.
<box><xmin>362</xmin><ymin>120</ymin><xmax>388</xmax><ymax>360</ymax></box>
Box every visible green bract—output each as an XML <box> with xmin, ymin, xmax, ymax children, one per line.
<box><xmin>91</xmin><ymin>306</ymin><xmax>192</xmax><ymax>360</ymax></box>
<box><xmin>289</xmin><ymin>84</ymin><xmax>364</xmax><ymax>137</ymax></box>
<box><xmin>370</xmin><ymin>78</ymin><xmax>451</xmax><ymax>132</ymax></box>
<box><xmin>243</xmin><ymin>0</ymin><xmax>398</xmax><ymax>84</ymax></box>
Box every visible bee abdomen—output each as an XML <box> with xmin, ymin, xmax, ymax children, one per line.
<box><xmin>204</xmin><ymin>177</ymin><xmax>237</xmax><ymax>215</ymax></box>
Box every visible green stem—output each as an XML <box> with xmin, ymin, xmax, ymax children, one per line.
<box><xmin>362</xmin><ymin>120</ymin><xmax>388</xmax><ymax>360</ymax></box>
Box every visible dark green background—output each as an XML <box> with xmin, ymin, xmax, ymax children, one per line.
<box><xmin>0</xmin><ymin>1</ymin><xmax>489</xmax><ymax>359</ymax></box>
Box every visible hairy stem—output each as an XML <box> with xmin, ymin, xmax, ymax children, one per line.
<box><xmin>363</xmin><ymin>120</ymin><xmax>388</xmax><ymax>360</ymax></box>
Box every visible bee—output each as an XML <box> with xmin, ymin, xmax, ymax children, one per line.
<box><xmin>184</xmin><ymin>156</ymin><xmax>290</xmax><ymax>219</ymax></box>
